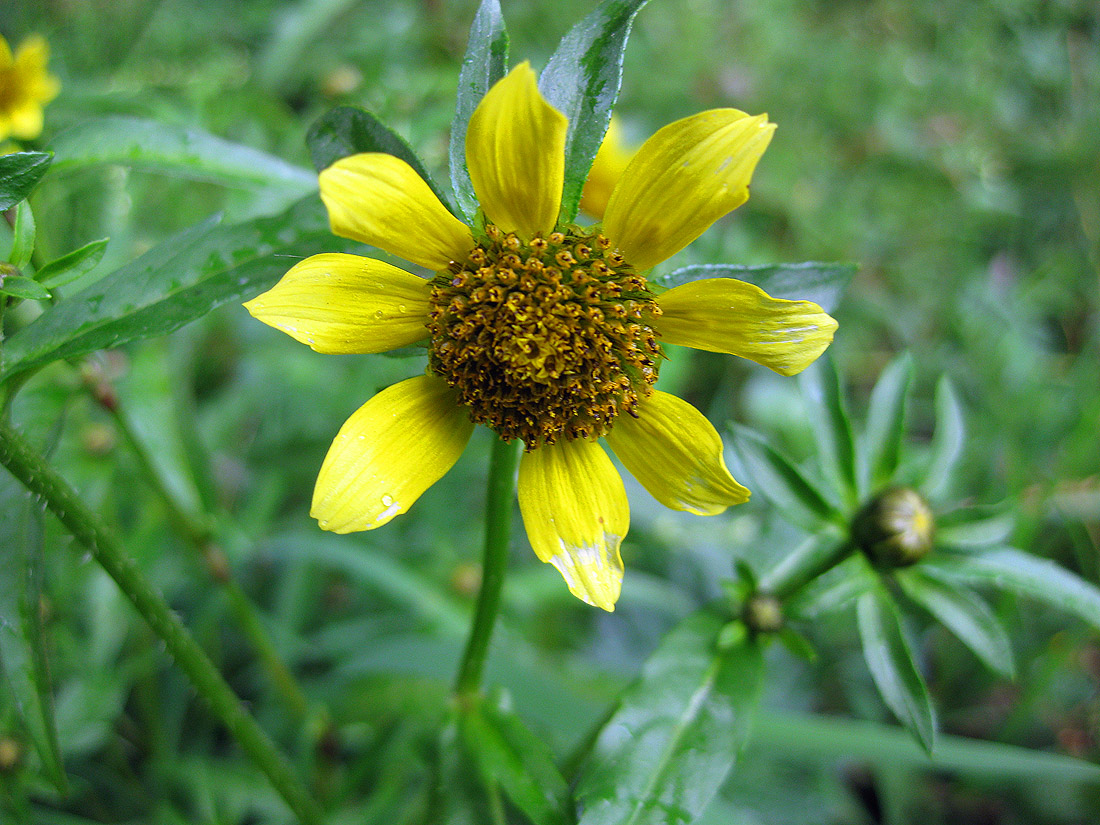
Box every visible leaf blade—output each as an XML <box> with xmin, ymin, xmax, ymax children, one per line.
<box><xmin>921</xmin><ymin>375</ymin><xmax>965</xmax><ymax>501</ymax></box>
<box><xmin>33</xmin><ymin>238</ymin><xmax>110</xmax><ymax>288</ymax></box>
<box><xmin>799</xmin><ymin>356</ymin><xmax>859</xmax><ymax>507</ymax></box>
<box><xmin>862</xmin><ymin>352</ymin><xmax>913</xmax><ymax>493</ymax></box>
<box><xmin>0</xmin><ymin>151</ymin><xmax>52</xmax><ymax>211</ymax></box>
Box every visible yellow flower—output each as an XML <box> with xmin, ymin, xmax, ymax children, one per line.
<box><xmin>579</xmin><ymin>117</ymin><xmax>634</xmax><ymax>220</ymax></box>
<box><xmin>0</xmin><ymin>34</ymin><xmax>60</xmax><ymax>142</ymax></box>
<box><xmin>246</xmin><ymin>63</ymin><xmax>837</xmax><ymax>611</ymax></box>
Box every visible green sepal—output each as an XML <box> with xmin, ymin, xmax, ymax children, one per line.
<box><xmin>799</xmin><ymin>355</ymin><xmax>859</xmax><ymax>509</ymax></box>
<box><xmin>450</xmin><ymin>0</ymin><xmax>510</xmax><ymax>223</ymax></box>
<box><xmin>0</xmin><ymin>274</ymin><xmax>51</xmax><ymax>301</ymax></box>
<box><xmin>896</xmin><ymin>565</ymin><xmax>1015</xmax><ymax>679</ymax></box>
<box><xmin>574</xmin><ymin>609</ymin><xmax>763</xmax><ymax>825</ymax></box>
<box><xmin>33</xmin><ymin>238</ymin><xmax>109</xmax><ymax>288</ymax></box>
<box><xmin>460</xmin><ymin>693</ymin><xmax>573</xmax><ymax>825</ymax></box>
<box><xmin>861</xmin><ymin>352</ymin><xmax>913</xmax><ymax>494</ymax></box>
<box><xmin>777</xmin><ymin>627</ymin><xmax>818</xmax><ymax>662</ymax></box>
<box><xmin>857</xmin><ymin>586</ymin><xmax>937</xmax><ymax>753</ymax></box>
<box><xmin>656</xmin><ymin>262</ymin><xmax>855</xmax><ymax>314</ymax></box>
<box><xmin>8</xmin><ymin>200</ymin><xmax>36</xmax><ymax>270</ymax></box>
<box><xmin>539</xmin><ymin>0</ymin><xmax>650</xmax><ymax>225</ymax></box>
<box><xmin>0</xmin><ymin>151</ymin><xmax>52</xmax><ymax>211</ymax></box>
<box><xmin>921</xmin><ymin>375</ymin><xmax>965</xmax><ymax>501</ymax></box>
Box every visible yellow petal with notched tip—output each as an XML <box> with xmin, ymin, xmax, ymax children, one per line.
<box><xmin>312</xmin><ymin>375</ymin><xmax>473</xmax><ymax>533</ymax></box>
<box><xmin>466</xmin><ymin>62</ymin><xmax>567</xmax><ymax>238</ymax></box>
<box><xmin>656</xmin><ymin>278</ymin><xmax>837</xmax><ymax>376</ymax></box>
<box><xmin>244</xmin><ymin>253</ymin><xmax>430</xmax><ymax>354</ymax></box>
<box><xmin>517</xmin><ymin>438</ymin><xmax>629</xmax><ymax>611</ymax></box>
<box><xmin>605</xmin><ymin>391</ymin><xmax>749</xmax><ymax>515</ymax></box>
<box><xmin>319</xmin><ymin>153</ymin><xmax>473</xmax><ymax>270</ymax></box>
<box><xmin>602</xmin><ymin>110</ymin><xmax>775</xmax><ymax>271</ymax></box>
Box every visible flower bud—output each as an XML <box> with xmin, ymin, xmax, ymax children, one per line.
<box><xmin>853</xmin><ymin>487</ymin><xmax>935</xmax><ymax>567</ymax></box>
<box><xmin>742</xmin><ymin>593</ymin><xmax>784</xmax><ymax>634</ymax></box>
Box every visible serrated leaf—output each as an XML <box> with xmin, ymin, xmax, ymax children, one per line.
<box><xmin>33</xmin><ymin>238</ymin><xmax>109</xmax><ymax>288</ymax></box>
<box><xmin>8</xmin><ymin>200</ymin><xmax>36</xmax><ymax>269</ymax></box>
<box><xmin>450</xmin><ymin>0</ymin><xmax>510</xmax><ymax>222</ymax></box>
<box><xmin>0</xmin><ymin>274</ymin><xmax>51</xmax><ymax>301</ymax></box>
<box><xmin>862</xmin><ymin>352</ymin><xmax>913</xmax><ymax>494</ymax></box>
<box><xmin>539</xmin><ymin>0</ymin><xmax>649</xmax><ymax>224</ymax></box>
<box><xmin>575</xmin><ymin>610</ymin><xmax>763</xmax><ymax>825</ymax></box>
<box><xmin>461</xmin><ymin>696</ymin><xmax>572</xmax><ymax>825</ymax></box>
<box><xmin>1</xmin><ymin>197</ymin><xmax>347</xmax><ymax>383</ymax></box>
<box><xmin>0</xmin><ymin>151</ymin><xmax>52</xmax><ymax>211</ymax></box>
<box><xmin>925</xmin><ymin>548</ymin><xmax>1100</xmax><ymax>634</ymax></box>
<box><xmin>48</xmin><ymin>117</ymin><xmax>314</xmax><ymax>199</ymax></box>
<box><xmin>657</xmin><ymin>262</ymin><xmax>855</xmax><ymax>314</ymax></box>
<box><xmin>857</xmin><ymin>587</ymin><xmax>937</xmax><ymax>753</ymax></box>
<box><xmin>921</xmin><ymin>375</ymin><xmax>965</xmax><ymax>501</ymax></box>
<box><xmin>897</xmin><ymin>566</ymin><xmax>1015</xmax><ymax>679</ymax></box>
<box><xmin>728</xmin><ymin>424</ymin><xmax>843</xmax><ymax>530</ymax></box>
<box><xmin>799</xmin><ymin>356</ymin><xmax>859</xmax><ymax>508</ymax></box>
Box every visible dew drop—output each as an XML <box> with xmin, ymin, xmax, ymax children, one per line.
<box><xmin>381</xmin><ymin>494</ymin><xmax>394</xmax><ymax>507</ymax></box>
<box><xmin>374</xmin><ymin>310</ymin><xmax>385</xmax><ymax>319</ymax></box>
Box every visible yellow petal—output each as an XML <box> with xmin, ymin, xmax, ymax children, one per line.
<box><xmin>319</xmin><ymin>153</ymin><xmax>473</xmax><ymax>270</ymax></box>
<box><xmin>14</xmin><ymin>35</ymin><xmax>50</xmax><ymax>70</ymax></box>
<box><xmin>605</xmin><ymin>391</ymin><xmax>749</xmax><ymax>515</ymax></box>
<box><xmin>243</xmin><ymin>253</ymin><xmax>430</xmax><ymax>354</ymax></box>
<box><xmin>602</xmin><ymin>110</ymin><xmax>775</xmax><ymax>271</ymax></box>
<box><xmin>517</xmin><ymin>438</ymin><xmax>629</xmax><ymax>611</ymax></box>
<box><xmin>8</xmin><ymin>105</ymin><xmax>43</xmax><ymax>141</ymax></box>
<box><xmin>466</xmin><ymin>62</ymin><xmax>566</xmax><ymax>238</ymax></box>
<box><xmin>312</xmin><ymin>375</ymin><xmax>473</xmax><ymax>533</ymax></box>
<box><xmin>657</xmin><ymin>278</ymin><xmax>837</xmax><ymax>375</ymax></box>
<box><xmin>580</xmin><ymin>117</ymin><xmax>635</xmax><ymax>221</ymax></box>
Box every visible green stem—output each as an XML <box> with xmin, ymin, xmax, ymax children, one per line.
<box><xmin>759</xmin><ymin>535</ymin><xmax>854</xmax><ymax>600</ymax></box>
<box><xmin>0</xmin><ymin>419</ymin><xmax>324</xmax><ymax>825</ymax></box>
<box><xmin>454</xmin><ymin>436</ymin><xmax>522</xmax><ymax>697</ymax></box>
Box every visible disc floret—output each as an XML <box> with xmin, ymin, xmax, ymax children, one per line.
<box><xmin>427</xmin><ymin>224</ymin><xmax>663</xmax><ymax>448</ymax></box>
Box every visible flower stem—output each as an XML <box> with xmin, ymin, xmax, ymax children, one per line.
<box><xmin>0</xmin><ymin>419</ymin><xmax>324</xmax><ymax>825</ymax></box>
<box><xmin>454</xmin><ymin>436</ymin><xmax>522</xmax><ymax>697</ymax></box>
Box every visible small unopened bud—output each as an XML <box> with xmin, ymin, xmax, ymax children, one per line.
<box><xmin>742</xmin><ymin>593</ymin><xmax>784</xmax><ymax>634</ymax></box>
<box><xmin>0</xmin><ymin>738</ymin><xmax>22</xmax><ymax>772</ymax></box>
<box><xmin>853</xmin><ymin>487</ymin><xmax>935</xmax><ymax>567</ymax></box>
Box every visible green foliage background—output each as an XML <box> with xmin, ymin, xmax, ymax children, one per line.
<box><xmin>1</xmin><ymin>0</ymin><xmax>1098</xmax><ymax>823</ymax></box>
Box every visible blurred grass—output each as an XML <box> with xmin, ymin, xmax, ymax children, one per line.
<box><xmin>2</xmin><ymin>0</ymin><xmax>1098</xmax><ymax>822</ymax></box>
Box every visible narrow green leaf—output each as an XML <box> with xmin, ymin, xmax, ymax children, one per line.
<box><xmin>857</xmin><ymin>588</ymin><xmax>937</xmax><ymax>752</ymax></box>
<box><xmin>753</xmin><ymin>709</ymin><xmax>1100</xmax><ymax>785</ymax></box>
<box><xmin>657</xmin><ymin>262</ymin><xmax>855</xmax><ymax>314</ymax></box>
<box><xmin>0</xmin><ymin>274</ymin><xmax>51</xmax><ymax>301</ymax></box>
<box><xmin>921</xmin><ymin>375</ymin><xmax>965</xmax><ymax>501</ymax></box>
<box><xmin>8</xmin><ymin>200</ymin><xmax>36</xmax><ymax>269</ymax></box>
<box><xmin>861</xmin><ymin>352</ymin><xmax>913</xmax><ymax>494</ymax></box>
<box><xmin>728</xmin><ymin>424</ymin><xmax>843</xmax><ymax>530</ymax></box>
<box><xmin>461</xmin><ymin>697</ymin><xmax>572</xmax><ymax>825</ymax></box>
<box><xmin>935</xmin><ymin>511</ymin><xmax>1015</xmax><ymax>550</ymax></box>
<box><xmin>575</xmin><ymin>610</ymin><xmax>763</xmax><ymax>825</ymax></box>
<box><xmin>897</xmin><ymin>566</ymin><xmax>1015</xmax><ymax>679</ymax></box>
<box><xmin>33</xmin><ymin>238</ymin><xmax>109</xmax><ymax>288</ymax></box>
<box><xmin>539</xmin><ymin>0</ymin><xmax>650</xmax><ymax>224</ymax></box>
<box><xmin>0</xmin><ymin>151</ymin><xmax>52</xmax><ymax>211</ymax></box>
<box><xmin>799</xmin><ymin>356</ymin><xmax>859</xmax><ymax>507</ymax></box>
<box><xmin>450</xmin><ymin>0</ymin><xmax>510</xmax><ymax>222</ymax></box>
<box><xmin>925</xmin><ymin>547</ymin><xmax>1100</xmax><ymax>633</ymax></box>
<box><xmin>785</xmin><ymin>554</ymin><xmax>877</xmax><ymax>618</ymax></box>
<box><xmin>0</xmin><ymin>197</ymin><xmax>345</xmax><ymax>383</ymax></box>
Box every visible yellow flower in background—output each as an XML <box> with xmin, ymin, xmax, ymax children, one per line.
<box><xmin>579</xmin><ymin>117</ymin><xmax>634</xmax><ymax>220</ymax></box>
<box><xmin>0</xmin><ymin>34</ymin><xmax>60</xmax><ymax>142</ymax></box>
<box><xmin>246</xmin><ymin>63</ymin><xmax>837</xmax><ymax>611</ymax></box>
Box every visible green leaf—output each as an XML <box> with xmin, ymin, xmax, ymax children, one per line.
<box><xmin>656</xmin><ymin>262</ymin><xmax>855</xmax><ymax>314</ymax></box>
<box><xmin>861</xmin><ymin>352</ymin><xmax>913</xmax><ymax>494</ymax></box>
<box><xmin>450</xmin><ymin>0</ymin><xmax>510</xmax><ymax>223</ymax></box>
<box><xmin>0</xmin><ymin>197</ymin><xmax>343</xmax><ymax>383</ymax></box>
<box><xmin>752</xmin><ymin>709</ymin><xmax>1100</xmax><ymax>785</ymax></box>
<box><xmin>575</xmin><ymin>610</ymin><xmax>764</xmax><ymax>825</ymax></box>
<box><xmin>799</xmin><ymin>356</ymin><xmax>859</xmax><ymax>507</ymax></box>
<box><xmin>785</xmin><ymin>554</ymin><xmax>877</xmax><ymax>618</ymax></box>
<box><xmin>8</xmin><ymin>200</ymin><xmax>36</xmax><ymax>269</ymax></box>
<box><xmin>856</xmin><ymin>587</ymin><xmax>937</xmax><ymax>752</ymax></box>
<box><xmin>0</xmin><ymin>151</ymin><xmax>52</xmax><ymax>211</ymax></box>
<box><xmin>47</xmin><ymin>117</ymin><xmax>314</xmax><ymax>197</ymax></box>
<box><xmin>461</xmin><ymin>696</ymin><xmax>572</xmax><ymax>825</ymax></box>
<box><xmin>0</xmin><ymin>468</ymin><xmax>68</xmax><ymax>793</ymax></box>
<box><xmin>896</xmin><ymin>566</ymin><xmax>1015</xmax><ymax>679</ymax></box>
<box><xmin>925</xmin><ymin>547</ymin><xmax>1100</xmax><ymax>634</ymax></box>
<box><xmin>539</xmin><ymin>0</ymin><xmax>650</xmax><ymax>224</ymax></box>
<box><xmin>728</xmin><ymin>424</ymin><xmax>843</xmax><ymax>530</ymax></box>
<box><xmin>33</xmin><ymin>238</ymin><xmax>109</xmax><ymax>288</ymax></box>
<box><xmin>0</xmin><ymin>274</ymin><xmax>51</xmax><ymax>301</ymax></box>
<box><xmin>256</xmin><ymin>0</ymin><xmax>364</xmax><ymax>91</ymax></box>
<box><xmin>935</xmin><ymin>510</ymin><xmax>1015</xmax><ymax>550</ymax></box>
<box><xmin>921</xmin><ymin>375</ymin><xmax>965</xmax><ymax>501</ymax></box>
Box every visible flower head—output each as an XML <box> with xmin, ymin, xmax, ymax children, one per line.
<box><xmin>0</xmin><ymin>34</ymin><xmax>60</xmax><ymax>142</ymax></box>
<box><xmin>246</xmin><ymin>63</ymin><xmax>837</xmax><ymax>611</ymax></box>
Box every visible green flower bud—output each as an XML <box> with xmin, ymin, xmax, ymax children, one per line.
<box><xmin>853</xmin><ymin>487</ymin><xmax>935</xmax><ymax>567</ymax></box>
<box><xmin>742</xmin><ymin>593</ymin><xmax>785</xmax><ymax>634</ymax></box>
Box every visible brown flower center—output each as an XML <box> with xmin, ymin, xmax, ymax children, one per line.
<box><xmin>427</xmin><ymin>224</ymin><xmax>663</xmax><ymax>449</ymax></box>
